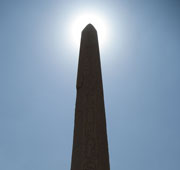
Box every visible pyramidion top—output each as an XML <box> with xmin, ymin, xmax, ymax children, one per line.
<box><xmin>82</xmin><ymin>23</ymin><xmax>97</xmax><ymax>32</ymax></box>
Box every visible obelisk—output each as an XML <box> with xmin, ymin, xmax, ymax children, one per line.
<box><xmin>70</xmin><ymin>24</ymin><xmax>110</xmax><ymax>170</ymax></box>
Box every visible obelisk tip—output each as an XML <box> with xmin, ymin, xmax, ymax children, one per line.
<box><xmin>82</xmin><ymin>23</ymin><xmax>97</xmax><ymax>32</ymax></box>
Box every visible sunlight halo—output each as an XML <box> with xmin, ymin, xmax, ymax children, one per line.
<box><xmin>69</xmin><ymin>11</ymin><xmax>109</xmax><ymax>48</ymax></box>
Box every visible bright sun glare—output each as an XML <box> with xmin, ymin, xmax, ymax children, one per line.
<box><xmin>70</xmin><ymin>12</ymin><xmax>108</xmax><ymax>48</ymax></box>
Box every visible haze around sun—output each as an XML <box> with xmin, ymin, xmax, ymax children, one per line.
<box><xmin>68</xmin><ymin>10</ymin><xmax>110</xmax><ymax>49</ymax></box>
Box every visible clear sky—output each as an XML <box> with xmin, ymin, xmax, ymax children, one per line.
<box><xmin>0</xmin><ymin>0</ymin><xmax>180</xmax><ymax>170</ymax></box>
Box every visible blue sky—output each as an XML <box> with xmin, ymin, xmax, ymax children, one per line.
<box><xmin>0</xmin><ymin>0</ymin><xmax>180</xmax><ymax>170</ymax></box>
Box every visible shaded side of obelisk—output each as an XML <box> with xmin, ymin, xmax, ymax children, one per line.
<box><xmin>70</xmin><ymin>24</ymin><xmax>110</xmax><ymax>170</ymax></box>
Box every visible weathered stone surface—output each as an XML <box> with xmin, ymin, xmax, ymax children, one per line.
<box><xmin>70</xmin><ymin>24</ymin><xmax>110</xmax><ymax>170</ymax></box>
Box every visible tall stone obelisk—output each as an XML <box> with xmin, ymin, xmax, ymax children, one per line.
<box><xmin>70</xmin><ymin>24</ymin><xmax>110</xmax><ymax>170</ymax></box>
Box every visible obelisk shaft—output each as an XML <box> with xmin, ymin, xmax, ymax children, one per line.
<box><xmin>71</xmin><ymin>24</ymin><xmax>110</xmax><ymax>170</ymax></box>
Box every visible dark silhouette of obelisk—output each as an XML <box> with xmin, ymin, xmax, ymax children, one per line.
<box><xmin>70</xmin><ymin>24</ymin><xmax>110</xmax><ymax>170</ymax></box>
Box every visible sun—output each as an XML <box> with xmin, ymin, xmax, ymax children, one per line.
<box><xmin>70</xmin><ymin>11</ymin><xmax>109</xmax><ymax>48</ymax></box>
